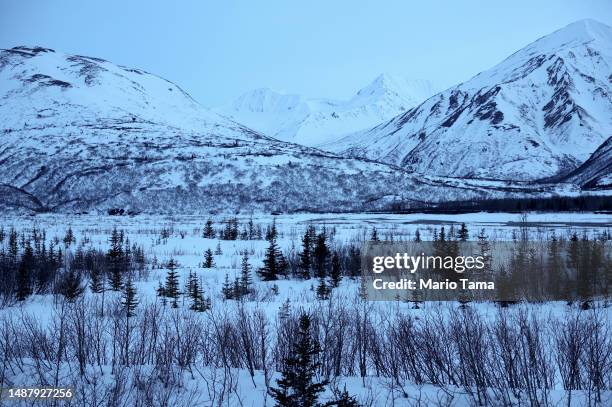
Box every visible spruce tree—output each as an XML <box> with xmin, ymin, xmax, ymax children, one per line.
<box><xmin>222</xmin><ymin>273</ymin><xmax>234</xmax><ymax>300</ymax></box>
<box><xmin>57</xmin><ymin>269</ymin><xmax>85</xmax><ymax>302</ymax></box>
<box><xmin>247</xmin><ymin>217</ymin><xmax>255</xmax><ymax>240</ymax></box>
<box><xmin>266</xmin><ymin>219</ymin><xmax>278</xmax><ymax>242</ymax></box>
<box><xmin>316</xmin><ymin>277</ymin><xmax>329</xmax><ymax>300</ymax></box>
<box><xmin>298</xmin><ymin>229</ymin><xmax>312</xmax><ymax>279</ymax></box>
<box><xmin>239</xmin><ymin>251</ymin><xmax>252</xmax><ymax>298</ymax></box>
<box><xmin>458</xmin><ymin>223</ymin><xmax>469</xmax><ymax>241</ymax></box>
<box><xmin>164</xmin><ymin>258</ymin><xmax>180</xmax><ymax>307</ymax></box>
<box><xmin>186</xmin><ymin>270</ymin><xmax>198</xmax><ymax>300</ymax></box>
<box><xmin>107</xmin><ymin>228</ymin><xmax>124</xmax><ymax>291</ymax></box>
<box><xmin>414</xmin><ymin>228</ymin><xmax>421</xmax><ymax>242</ymax></box>
<box><xmin>269</xmin><ymin>314</ymin><xmax>328</xmax><ymax>407</ymax></box>
<box><xmin>313</xmin><ymin>233</ymin><xmax>329</xmax><ymax>279</ymax></box>
<box><xmin>195</xmin><ymin>278</ymin><xmax>211</xmax><ymax>312</ymax></box>
<box><xmin>331</xmin><ymin>386</ymin><xmax>361</xmax><ymax>407</ymax></box>
<box><xmin>16</xmin><ymin>243</ymin><xmax>33</xmax><ymax>301</ymax></box>
<box><xmin>258</xmin><ymin>235</ymin><xmax>286</xmax><ymax>281</ymax></box>
<box><xmin>370</xmin><ymin>227</ymin><xmax>379</xmax><ymax>242</ymax></box>
<box><xmin>202</xmin><ymin>249</ymin><xmax>215</xmax><ymax>268</ymax></box>
<box><xmin>329</xmin><ymin>251</ymin><xmax>342</xmax><ymax>288</ymax></box>
<box><xmin>63</xmin><ymin>226</ymin><xmax>75</xmax><ymax>247</ymax></box>
<box><xmin>8</xmin><ymin>228</ymin><xmax>18</xmax><ymax>262</ymax></box>
<box><xmin>122</xmin><ymin>276</ymin><xmax>139</xmax><ymax>317</ymax></box>
<box><xmin>203</xmin><ymin>219</ymin><xmax>216</xmax><ymax>238</ymax></box>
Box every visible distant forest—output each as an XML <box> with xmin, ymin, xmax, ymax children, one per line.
<box><xmin>383</xmin><ymin>195</ymin><xmax>612</xmax><ymax>214</ymax></box>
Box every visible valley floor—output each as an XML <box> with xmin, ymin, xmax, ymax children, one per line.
<box><xmin>0</xmin><ymin>212</ymin><xmax>610</xmax><ymax>406</ymax></box>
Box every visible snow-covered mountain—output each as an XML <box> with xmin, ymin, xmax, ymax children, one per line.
<box><xmin>324</xmin><ymin>19</ymin><xmax>612</xmax><ymax>183</ymax></box>
<box><xmin>1</xmin><ymin>46</ymin><xmax>556</xmax><ymax>214</ymax></box>
<box><xmin>217</xmin><ymin>74</ymin><xmax>437</xmax><ymax>146</ymax></box>
<box><xmin>559</xmin><ymin>137</ymin><xmax>612</xmax><ymax>189</ymax></box>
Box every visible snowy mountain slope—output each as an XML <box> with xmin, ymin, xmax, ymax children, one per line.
<box><xmin>558</xmin><ymin>136</ymin><xmax>612</xmax><ymax>189</ymax></box>
<box><xmin>216</xmin><ymin>74</ymin><xmax>437</xmax><ymax>146</ymax></box>
<box><xmin>0</xmin><ymin>46</ymin><xmax>560</xmax><ymax>214</ymax></box>
<box><xmin>323</xmin><ymin>19</ymin><xmax>612</xmax><ymax>182</ymax></box>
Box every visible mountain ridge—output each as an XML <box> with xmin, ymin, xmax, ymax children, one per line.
<box><xmin>322</xmin><ymin>19</ymin><xmax>612</xmax><ymax>184</ymax></box>
<box><xmin>0</xmin><ymin>46</ymin><xmax>562</xmax><ymax>214</ymax></box>
<box><xmin>216</xmin><ymin>73</ymin><xmax>438</xmax><ymax>146</ymax></box>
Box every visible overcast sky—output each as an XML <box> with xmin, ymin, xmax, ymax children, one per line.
<box><xmin>2</xmin><ymin>1</ymin><xmax>611</xmax><ymax>106</ymax></box>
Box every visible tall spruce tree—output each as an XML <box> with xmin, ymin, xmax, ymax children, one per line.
<box><xmin>203</xmin><ymin>219</ymin><xmax>216</xmax><ymax>238</ymax></box>
<box><xmin>164</xmin><ymin>258</ymin><xmax>180</xmax><ymax>307</ymax></box>
<box><xmin>57</xmin><ymin>269</ymin><xmax>85</xmax><ymax>302</ymax></box>
<box><xmin>330</xmin><ymin>251</ymin><xmax>342</xmax><ymax>288</ymax></box>
<box><xmin>313</xmin><ymin>233</ymin><xmax>329</xmax><ymax>279</ymax></box>
<box><xmin>239</xmin><ymin>251</ymin><xmax>253</xmax><ymax>298</ymax></box>
<box><xmin>298</xmin><ymin>228</ymin><xmax>312</xmax><ymax>279</ymax></box>
<box><xmin>107</xmin><ymin>228</ymin><xmax>124</xmax><ymax>291</ymax></box>
<box><xmin>16</xmin><ymin>243</ymin><xmax>33</xmax><ymax>301</ymax></box>
<box><xmin>202</xmin><ymin>249</ymin><xmax>215</xmax><ymax>268</ymax></box>
<box><xmin>269</xmin><ymin>314</ymin><xmax>328</xmax><ymax>407</ymax></box>
<box><xmin>258</xmin><ymin>235</ymin><xmax>286</xmax><ymax>281</ymax></box>
<box><xmin>122</xmin><ymin>276</ymin><xmax>139</xmax><ymax>317</ymax></box>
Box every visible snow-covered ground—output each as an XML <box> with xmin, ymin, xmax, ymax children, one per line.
<box><xmin>0</xmin><ymin>212</ymin><xmax>610</xmax><ymax>406</ymax></box>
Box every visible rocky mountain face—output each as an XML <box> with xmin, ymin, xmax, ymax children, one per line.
<box><xmin>559</xmin><ymin>137</ymin><xmax>612</xmax><ymax>189</ymax></box>
<box><xmin>1</xmin><ymin>46</ymin><xmax>555</xmax><ymax>214</ymax></box>
<box><xmin>323</xmin><ymin>19</ymin><xmax>612</xmax><ymax>184</ymax></box>
<box><xmin>217</xmin><ymin>74</ymin><xmax>437</xmax><ymax>147</ymax></box>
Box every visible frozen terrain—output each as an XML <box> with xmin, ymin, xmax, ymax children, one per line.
<box><xmin>0</xmin><ymin>212</ymin><xmax>610</xmax><ymax>406</ymax></box>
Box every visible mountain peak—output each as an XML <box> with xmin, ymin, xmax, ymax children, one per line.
<box><xmin>352</xmin><ymin>73</ymin><xmax>437</xmax><ymax>105</ymax></box>
<box><xmin>325</xmin><ymin>20</ymin><xmax>612</xmax><ymax>183</ymax></box>
<box><xmin>561</xmin><ymin>18</ymin><xmax>612</xmax><ymax>38</ymax></box>
<box><xmin>521</xmin><ymin>18</ymin><xmax>612</xmax><ymax>57</ymax></box>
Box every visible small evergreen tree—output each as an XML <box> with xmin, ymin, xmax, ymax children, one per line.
<box><xmin>222</xmin><ymin>273</ymin><xmax>234</xmax><ymax>300</ymax></box>
<box><xmin>316</xmin><ymin>277</ymin><xmax>329</xmax><ymax>300</ymax></box>
<box><xmin>63</xmin><ymin>226</ymin><xmax>75</xmax><ymax>247</ymax></box>
<box><xmin>195</xmin><ymin>278</ymin><xmax>211</xmax><ymax>312</ymax></box>
<box><xmin>266</xmin><ymin>219</ymin><xmax>279</xmax><ymax>242</ymax></box>
<box><xmin>298</xmin><ymin>228</ymin><xmax>312</xmax><ymax>279</ymax></box>
<box><xmin>330</xmin><ymin>385</ymin><xmax>362</xmax><ymax>407</ymax></box>
<box><xmin>107</xmin><ymin>228</ymin><xmax>124</xmax><ymax>291</ymax></box>
<box><xmin>164</xmin><ymin>258</ymin><xmax>180</xmax><ymax>307</ymax></box>
<box><xmin>313</xmin><ymin>233</ymin><xmax>329</xmax><ymax>279</ymax></box>
<box><xmin>239</xmin><ymin>251</ymin><xmax>253</xmax><ymax>298</ymax></box>
<box><xmin>414</xmin><ymin>228</ymin><xmax>421</xmax><ymax>242</ymax></box>
<box><xmin>329</xmin><ymin>251</ymin><xmax>342</xmax><ymax>288</ymax></box>
<box><xmin>458</xmin><ymin>223</ymin><xmax>469</xmax><ymax>241</ymax></box>
<box><xmin>57</xmin><ymin>269</ymin><xmax>85</xmax><ymax>302</ymax></box>
<box><xmin>203</xmin><ymin>219</ymin><xmax>216</xmax><ymax>238</ymax></box>
<box><xmin>258</xmin><ymin>235</ymin><xmax>286</xmax><ymax>281</ymax></box>
<box><xmin>370</xmin><ymin>227</ymin><xmax>379</xmax><ymax>242</ymax></box>
<box><xmin>269</xmin><ymin>314</ymin><xmax>328</xmax><ymax>407</ymax></box>
<box><xmin>90</xmin><ymin>264</ymin><xmax>105</xmax><ymax>294</ymax></box>
<box><xmin>16</xmin><ymin>243</ymin><xmax>33</xmax><ymax>301</ymax></box>
<box><xmin>122</xmin><ymin>276</ymin><xmax>139</xmax><ymax>317</ymax></box>
<box><xmin>202</xmin><ymin>249</ymin><xmax>215</xmax><ymax>268</ymax></box>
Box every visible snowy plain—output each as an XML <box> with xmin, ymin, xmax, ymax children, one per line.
<box><xmin>0</xmin><ymin>211</ymin><xmax>610</xmax><ymax>406</ymax></box>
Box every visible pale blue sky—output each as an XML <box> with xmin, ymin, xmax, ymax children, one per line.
<box><xmin>1</xmin><ymin>1</ymin><xmax>611</xmax><ymax>106</ymax></box>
